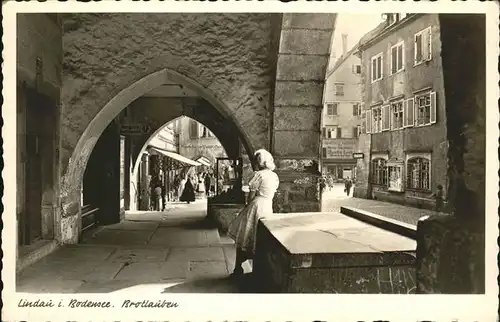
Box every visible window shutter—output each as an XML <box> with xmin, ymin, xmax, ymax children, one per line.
<box><xmin>366</xmin><ymin>110</ymin><xmax>372</xmax><ymax>134</ymax></box>
<box><xmin>398</xmin><ymin>44</ymin><xmax>404</xmax><ymax>71</ymax></box>
<box><xmin>391</xmin><ymin>46</ymin><xmax>397</xmax><ymax>74</ymax></box>
<box><xmin>381</xmin><ymin>105</ymin><xmax>390</xmax><ymax>131</ymax></box>
<box><xmin>379</xmin><ymin>56</ymin><xmax>383</xmax><ymax>78</ymax></box>
<box><xmin>402</xmin><ymin>99</ymin><xmax>408</xmax><ymax>127</ymax></box>
<box><xmin>322</xmin><ymin>148</ymin><xmax>327</xmax><ymax>158</ymax></box>
<box><xmin>322</xmin><ymin>127</ymin><xmax>326</xmax><ymax>138</ymax></box>
<box><xmin>337</xmin><ymin>127</ymin><xmax>342</xmax><ymax>139</ymax></box>
<box><xmin>371</xmin><ymin>59</ymin><xmax>376</xmax><ymax>81</ymax></box>
<box><xmin>408</xmin><ymin>97</ymin><xmax>415</xmax><ymax>127</ymax></box>
<box><xmin>430</xmin><ymin>91</ymin><xmax>437</xmax><ymax>124</ymax></box>
<box><xmin>353</xmin><ymin>104</ymin><xmax>357</xmax><ymax>116</ymax></box>
<box><xmin>353</xmin><ymin>127</ymin><xmax>358</xmax><ymax>138</ymax></box>
<box><xmin>427</xmin><ymin>28</ymin><xmax>432</xmax><ymax>60</ymax></box>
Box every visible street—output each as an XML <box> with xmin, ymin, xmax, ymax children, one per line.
<box><xmin>17</xmin><ymin>200</ymin><xmax>254</xmax><ymax>294</ymax></box>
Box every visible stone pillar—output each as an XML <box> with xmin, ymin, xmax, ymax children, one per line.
<box><xmin>353</xmin><ymin>132</ymin><xmax>371</xmax><ymax>199</ymax></box>
<box><xmin>124</xmin><ymin>136</ymin><xmax>131</xmax><ymax>210</ymax></box>
<box><xmin>416</xmin><ymin>14</ymin><xmax>485</xmax><ymax>294</ymax></box>
<box><xmin>271</xmin><ymin>13</ymin><xmax>335</xmax><ymax>213</ymax></box>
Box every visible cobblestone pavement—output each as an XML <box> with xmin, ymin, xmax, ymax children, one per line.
<box><xmin>322</xmin><ymin>184</ymin><xmax>437</xmax><ymax>226</ymax></box>
<box><xmin>16</xmin><ymin>199</ymin><xmax>253</xmax><ymax>294</ymax></box>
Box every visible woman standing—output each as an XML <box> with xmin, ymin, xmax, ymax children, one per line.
<box><xmin>179</xmin><ymin>175</ymin><xmax>196</xmax><ymax>204</ymax></box>
<box><xmin>227</xmin><ymin>149</ymin><xmax>280</xmax><ymax>277</ymax></box>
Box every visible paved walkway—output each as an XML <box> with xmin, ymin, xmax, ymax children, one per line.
<box><xmin>322</xmin><ymin>186</ymin><xmax>438</xmax><ymax>226</ymax></box>
<box><xmin>16</xmin><ymin>200</ymin><xmax>253</xmax><ymax>294</ymax></box>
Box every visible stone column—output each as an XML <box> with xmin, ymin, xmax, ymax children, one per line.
<box><xmin>271</xmin><ymin>13</ymin><xmax>336</xmax><ymax>213</ymax></box>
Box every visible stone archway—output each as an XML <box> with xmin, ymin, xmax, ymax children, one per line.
<box><xmin>59</xmin><ymin>68</ymin><xmax>258</xmax><ymax>244</ymax></box>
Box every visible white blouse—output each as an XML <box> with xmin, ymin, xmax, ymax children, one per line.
<box><xmin>248</xmin><ymin>169</ymin><xmax>280</xmax><ymax>199</ymax></box>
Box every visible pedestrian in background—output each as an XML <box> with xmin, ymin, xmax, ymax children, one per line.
<box><xmin>431</xmin><ymin>184</ymin><xmax>444</xmax><ymax>212</ymax></box>
<box><xmin>180</xmin><ymin>175</ymin><xmax>196</xmax><ymax>204</ymax></box>
<box><xmin>344</xmin><ymin>177</ymin><xmax>353</xmax><ymax>196</ymax></box>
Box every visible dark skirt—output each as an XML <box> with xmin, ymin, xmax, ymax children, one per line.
<box><xmin>180</xmin><ymin>181</ymin><xmax>196</xmax><ymax>202</ymax></box>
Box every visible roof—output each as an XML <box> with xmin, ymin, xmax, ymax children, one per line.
<box><xmin>325</xmin><ymin>43</ymin><xmax>361</xmax><ymax>79</ymax></box>
<box><xmin>357</xmin><ymin>14</ymin><xmax>423</xmax><ymax>51</ymax></box>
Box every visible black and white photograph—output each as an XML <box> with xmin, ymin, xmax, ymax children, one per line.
<box><xmin>2</xmin><ymin>2</ymin><xmax>498</xmax><ymax>321</ymax></box>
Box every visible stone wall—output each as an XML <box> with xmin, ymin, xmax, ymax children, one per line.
<box><xmin>58</xmin><ymin>13</ymin><xmax>278</xmax><ymax>242</ymax></box>
<box><xmin>16</xmin><ymin>14</ymin><xmax>62</xmax><ymax>246</ymax></box>
<box><xmin>416</xmin><ymin>14</ymin><xmax>486</xmax><ymax>294</ymax></box>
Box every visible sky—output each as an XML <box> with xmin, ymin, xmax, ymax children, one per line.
<box><xmin>329</xmin><ymin>13</ymin><xmax>384</xmax><ymax>67</ymax></box>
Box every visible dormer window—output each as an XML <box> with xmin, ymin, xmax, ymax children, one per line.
<box><xmin>386</xmin><ymin>13</ymin><xmax>407</xmax><ymax>26</ymax></box>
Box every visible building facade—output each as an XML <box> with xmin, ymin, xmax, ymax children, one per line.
<box><xmin>178</xmin><ymin>116</ymin><xmax>226</xmax><ymax>167</ymax></box>
<box><xmin>321</xmin><ymin>38</ymin><xmax>363</xmax><ymax>181</ymax></box>
<box><xmin>354</xmin><ymin>13</ymin><xmax>448</xmax><ymax>210</ymax></box>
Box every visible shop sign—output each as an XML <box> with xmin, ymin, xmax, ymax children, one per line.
<box><xmin>121</xmin><ymin>124</ymin><xmax>151</xmax><ymax>135</ymax></box>
<box><xmin>323</xmin><ymin>139</ymin><xmax>356</xmax><ymax>159</ymax></box>
<box><xmin>352</xmin><ymin>152</ymin><xmax>364</xmax><ymax>159</ymax></box>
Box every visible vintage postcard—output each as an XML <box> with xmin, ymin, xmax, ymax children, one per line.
<box><xmin>2</xmin><ymin>1</ymin><xmax>499</xmax><ymax>321</ymax></box>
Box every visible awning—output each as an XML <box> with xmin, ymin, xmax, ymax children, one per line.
<box><xmin>195</xmin><ymin>157</ymin><xmax>211</xmax><ymax>167</ymax></box>
<box><xmin>150</xmin><ymin>147</ymin><xmax>201</xmax><ymax>166</ymax></box>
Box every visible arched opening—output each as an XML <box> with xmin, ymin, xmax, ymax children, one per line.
<box><xmin>74</xmin><ymin>68</ymin><xmax>255</xmax><ymax>240</ymax></box>
<box><xmin>127</xmin><ymin>115</ymin><xmax>252</xmax><ymax>213</ymax></box>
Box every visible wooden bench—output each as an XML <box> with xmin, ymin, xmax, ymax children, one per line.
<box><xmin>81</xmin><ymin>204</ymin><xmax>100</xmax><ymax>233</ymax></box>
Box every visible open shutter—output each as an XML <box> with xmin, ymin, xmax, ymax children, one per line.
<box><xmin>322</xmin><ymin>148</ymin><xmax>327</xmax><ymax>158</ymax></box>
<box><xmin>402</xmin><ymin>99</ymin><xmax>408</xmax><ymax>127</ymax></box>
<box><xmin>382</xmin><ymin>105</ymin><xmax>390</xmax><ymax>131</ymax></box>
<box><xmin>322</xmin><ymin>127</ymin><xmax>326</xmax><ymax>138</ymax></box>
<box><xmin>426</xmin><ymin>27</ymin><xmax>432</xmax><ymax>61</ymax></box>
<box><xmin>366</xmin><ymin>110</ymin><xmax>372</xmax><ymax>134</ymax></box>
<box><xmin>337</xmin><ymin>127</ymin><xmax>342</xmax><ymax>138</ymax></box>
<box><xmin>411</xmin><ymin>97</ymin><xmax>417</xmax><ymax>127</ymax></box>
<box><xmin>353</xmin><ymin>127</ymin><xmax>358</xmax><ymax>138</ymax></box>
<box><xmin>353</xmin><ymin>104</ymin><xmax>358</xmax><ymax>116</ymax></box>
<box><xmin>430</xmin><ymin>91</ymin><xmax>437</xmax><ymax>124</ymax></box>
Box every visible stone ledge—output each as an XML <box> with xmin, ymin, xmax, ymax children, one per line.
<box><xmin>207</xmin><ymin>203</ymin><xmax>245</xmax><ymax>234</ymax></box>
<box><xmin>253</xmin><ymin>212</ymin><xmax>417</xmax><ymax>293</ymax></box>
<box><xmin>17</xmin><ymin>240</ymin><xmax>59</xmax><ymax>273</ymax></box>
<box><xmin>340</xmin><ymin>206</ymin><xmax>417</xmax><ymax>240</ymax></box>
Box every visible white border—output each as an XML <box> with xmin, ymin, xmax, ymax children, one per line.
<box><xmin>2</xmin><ymin>2</ymin><xmax>499</xmax><ymax>322</ymax></box>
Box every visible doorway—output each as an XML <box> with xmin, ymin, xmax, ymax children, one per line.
<box><xmin>20</xmin><ymin>88</ymin><xmax>56</xmax><ymax>245</ymax></box>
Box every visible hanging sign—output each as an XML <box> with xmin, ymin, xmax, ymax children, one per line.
<box><xmin>352</xmin><ymin>152</ymin><xmax>364</xmax><ymax>159</ymax></box>
<box><xmin>121</xmin><ymin>124</ymin><xmax>151</xmax><ymax>135</ymax></box>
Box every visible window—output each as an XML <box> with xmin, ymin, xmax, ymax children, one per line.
<box><xmin>414</xmin><ymin>27</ymin><xmax>432</xmax><ymax>65</ymax></box>
<box><xmin>357</xmin><ymin>125</ymin><xmax>362</xmax><ymax>137</ymax></box>
<box><xmin>371</xmin><ymin>158</ymin><xmax>388</xmax><ymax>186</ymax></box>
<box><xmin>335</xmin><ymin>84</ymin><xmax>344</xmax><ymax>96</ymax></box>
<box><xmin>391</xmin><ymin>101</ymin><xmax>404</xmax><ymax>130</ymax></box>
<box><xmin>406</xmin><ymin>157</ymin><xmax>431</xmax><ymax>190</ymax></box>
<box><xmin>189</xmin><ymin>119</ymin><xmax>199</xmax><ymax>139</ymax></box>
<box><xmin>323</xmin><ymin>126</ymin><xmax>338</xmax><ymax>139</ymax></box>
<box><xmin>353</xmin><ymin>126</ymin><xmax>361</xmax><ymax>138</ymax></box>
<box><xmin>388</xmin><ymin>164</ymin><xmax>404</xmax><ymax>192</ymax></box>
<box><xmin>371</xmin><ymin>106</ymin><xmax>382</xmax><ymax>133</ymax></box>
<box><xmin>415</xmin><ymin>91</ymin><xmax>437</xmax><ymax>126</ymax></box>
<box><xmin>353</xmin><ymin>103</ymin><xmax>361</xmax><ymax>116</ymax></box>
<box><xmin>337</xmin><ymin>127</ymin><xmax>342</xmax><ymax>139</ymax></box>
<box><xmin>371</xmin><ymin>53</ymin><xmax>383</xmax><ymax>82</ymax></box>
<box><xmin>403</xmin><ymin>98</ymin><xmax>415</xmax><ymax>128</ymax></box>
<box><xmin>352</xmin><ymin>64</ymin><xmax>362</xmax><ymax>74</ymax></box>
<box><xmin>326</xmin><ymin>103</ymin><xmax>338</xmax><ymax>116</ymax></box>
<box><xmin>390</xmin><ymin>42</ymin><xmax>404</xmax><ymax>74</ymax></box>
<box><xmin>322</xmin><ymin>147</ymin><xmax>327</xmax><ymax>158</ymax></box>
